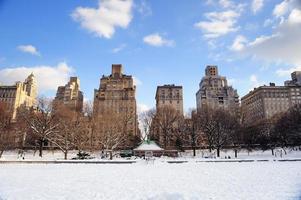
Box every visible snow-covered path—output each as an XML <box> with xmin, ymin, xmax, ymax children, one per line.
<box><xmin>0</xmin><ymin>161</ymin><xmax>300</xmax><ymax>200</ymax></box>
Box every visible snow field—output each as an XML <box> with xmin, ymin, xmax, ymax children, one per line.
<box><xmin>0</xmin><ymin>161</ymin><xmax>300</xmax><ymax>200</ymax></box>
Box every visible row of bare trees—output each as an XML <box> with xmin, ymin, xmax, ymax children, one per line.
<box><xmin>242</xmin><ymin>104</ymin><xmax>301</xmax><ymax>155</ymax></box>
<box><xmin>140</xmin><ymin>104</ymin><xmax>301</xmax><ymax>157</ymax></box>
<box><xmin>0</xmin><ymin>97</ymin><xmax>140</xmax><ymax>159</ymax></box>
<box><xmin>1</xmin><ymin>97</ymin><xmax>300</xmax><ymax>159</ymax></box>
<box><xmin>139</xmin><ymin>105</ymin><xmax>240</xmax><ymax>157</ymax></box>
<box><xmin>0</xmin><ymin>102</ymin><xmax>13</xmax><ymax>158</ymax></box>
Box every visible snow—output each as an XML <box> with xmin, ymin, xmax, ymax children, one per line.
<box><xmin>1</xmin><ymin>148</ymin><xmax>301</xmax><ymax>161</ymax></box>
<box><xmin>134</xmin><ymin>140</ymin><xmax>163</xmax><ymax>151</ymax></box>
<box><xmin>0</xmin><ymin>161</ymin><xmax>301</xmax><ymax>200</ymax></box>
<box><xmin>0</xmin><ymin>149</ymin><xmax>301</xmax><ymax>199</ymax></box>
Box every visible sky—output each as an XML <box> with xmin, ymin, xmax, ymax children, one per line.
<box><xmin>0</xmin><ymin>0</ymin><xmax>301</xmax><ymax>113</ymax></box>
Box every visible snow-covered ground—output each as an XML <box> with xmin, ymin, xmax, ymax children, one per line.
<box><xmin>0</xmin><ymin>161</ymin><xmax>301</xmax><ymax>200</ymax></box>
<box><xmin>0</xmin><ymin>149</ymin><xmax>301</xmax><ymax>199</ymax></box>
<box><xmin>1</xmin><ymin>148</ymin><xmax>301</xmax><ymax>161</ymax></box>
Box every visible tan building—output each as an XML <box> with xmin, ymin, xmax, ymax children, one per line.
<box><xmin>241</xmin><ymin>72</ymin><xmax>301</xmax><ymax>125</ymax></box>
<box><xmin>285</xmin><ymin>71</ymin><xmax>301</xmax><ymax>86</ymax></box>
<box><xmin>0</xmin><ymin>73</ymin><xmax>37</xmax><ymax>120</ymax></box>
<box><xmin>196</xmin><ymin>65</ymin><xmax>239</xmax><ymax>116</ymax></box>
<box><xmin>155</xmin><ymin>84</ymin><xmax>183</xmax><ymax>115</ymax></box>
<box><xmin>53</xmin><ymin>77</ymin><xmax>83</xmax><ymax>112</ymax></box>
<box><xmin>93</xmin><ymin>64</ymin><xmax>138</xmax><ymax>147</ymax></box>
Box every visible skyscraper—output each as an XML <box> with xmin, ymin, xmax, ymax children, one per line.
<box><xmin>93</xmin><ymin>64</ymin><xmax>138</xmax><ymax>147</ymax></box>
<box><xmin>0</xmin><ymin>73</ymin><xmax>37</xmax><ymax>120</ymax></box>
<box><xmin>155</xmin><ymin>84</ymin><xmax>183</xmax><ymax>115</ymax></box>
<box><xmin>242</xmin><ymin>71</ymin><xmax>301</xmax><ymax>124</ymax></box>
<box><xmin>53</xmin><ymin>77</ymin><xmax>83</xmax><ymax>112</ymax></box>
<box><xmin>196</xmin><ymin>65</ymin><xmax>239</xmax><ymax>116</ymax></box>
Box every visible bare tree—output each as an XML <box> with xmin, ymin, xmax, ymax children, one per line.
<box><xmin>139</xmin><ymin>108</ymin><xmax>155</xmax><ymax>141</ymax></box>
<box><xmin>188</xmin><ymin>110</ymin><xmax>203</xmax><ymax>156</ymax></box>
<box><xmin>198</xmin><ymin>107</ymin><xmax>239</xmax><ymax>157</ymax></box>
<box><xmin>19</xmin><ymin>97</ymin><xmax>60</xmax><ymax>157</ymax></box>
<box><xmin>152</xmin><ymin>106</ymin><xmax>182</xmax><ymax>149</ymax></box>
<box><xmin>0</xmin><ymin>102</ymin><xmax>12</xmax><ymax>158</ymax></box>
<box><xmin>274</xmin><ymin>104</ymin><xmax>301</xmax><ymax>151</ymax></box>
<box><xmin>94</xmin><ymin>112</ymin><xmax>129</xmax><ymax>160</ymax></box>
<box><xmin>211</xmin><ymin>109</ymin><xmax>240</xmax><ymax>157</ymax></box>
<box><xmin>72</xmin><ymin>116</ymin><xmax>92</xmax><ymax>153</ymax></box>
<box><xmin>197</xmin><ymin>106</ymin><xmax>216</xmax><ymax>152</ymax></box>
<box><xmin>50</xmin><ymin>105</ymin><xmax>77</xmax><ymax>159</ymax></box>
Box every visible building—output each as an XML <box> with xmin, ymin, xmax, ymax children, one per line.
<box><xmin>155</xmin><ymin>84</ymin><xmax>183</xmax><ymax>115</ymax></box>
<box><xmin>241</xmin><ymin>72</ymin><xmax>301</xmax><ymax>124</ymax></box>
<box><xmin>53</xmin><ymin>77</ymin><xmax>83</xmax><ymax>112</ymax></box>
<box><xmin>196</xmin><ymin>65</ymin><xmax>239</xmax><ymax>116</ymax></box>
<box><xmin>93</xmin><ymin>64</ymin><xmax>138</xmax><ymax>148</ymax></box>
<box><xmin>0</xmin><ymin>73</ymin><xmax>37</xmax><ymax>120</ymax></box>
<box><xmin>285</xmin><ymin>71</ymin><xmax>301</xmax><ymax>86</ymax></box>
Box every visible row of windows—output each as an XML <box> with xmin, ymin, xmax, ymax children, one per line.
<box><xmin>0</xmin><ymin>92</ymin><xmax>16</xmax><ymax>98</ymax></box>
<box><xmin>161</xmin><ymin>100</ymin><xmax>180</xmax><ymax>104</ymax></box>
<box><xmin>0</xmin><ymin>98</ymin><xmax>14</xmax><ymax>102</ymax></box>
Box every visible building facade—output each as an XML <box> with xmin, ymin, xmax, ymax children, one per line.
<box><xmin>93</xmin><ymin>64</ymin><xmax>138</xmax><ymax>148</ymax></box>
<box><xmin>196</xmin><ymin>65</ymin><xmax>239</xmax><ymax>116</ymax></box>
<box><xmin>0</xmin><ymin>73</ymin><xmax>37</xmax><ymax>120</ymax></box>
<box><xmin>285</xmin><ymin>71</ymin><xmax>301</xmax><ymax>86</ymax></box>
<box><xmin>53</xmin><ymin>77</ymin><xmax>83</xmax><ymax>112</ymax></box>
<box><xmin>155</xmin><ymin>84</ymin><xmax>183</xmax><ymax>115</ymax></box>
<box><xmin>241</xmin><ymin>71</ymin><xmax>301</xmax><ymax>124</ymax></box>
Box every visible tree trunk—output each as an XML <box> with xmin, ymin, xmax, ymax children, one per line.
<box><xmin>0</xmin><ymin>149</ymin><xmax>4</xmax><ymax>158</ymax></box>
<box><xmin>39</xmin><ymin>140</ymin><xmax>43</xmax><ymax>157</ymax></box>
<box><xmin>271</xmin><ymin>148</ymin><xmax>274</xmax><ymax>156</ymax></box>
<box><xmin>64</xmin><ymin>150</ymin><xmax>68</xmax><ymax>160</ymax></box>
<box><xmin>193</xmin><ymin>147</ymin><xmax>196</xmax><ymax>157</ymax></box>
<box><xmin>109</xmin><ymin>151</ymin><xmax>113</xmax><ymax>160</ymax></box>
<box><xmin>217</xmin><ymin>148</ymin><xmax>220</xmax><ymax>157</ymax></box>
<box><xmin>234</xmin><ymin>149</ymin><xmax>237</xmax><ymax>158</ymax></box>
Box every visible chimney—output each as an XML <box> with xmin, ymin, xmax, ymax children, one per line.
<box><xmin>112</xmin><ymin>64</ymin><xmax>123</xmax><ymax>78</ymax></box>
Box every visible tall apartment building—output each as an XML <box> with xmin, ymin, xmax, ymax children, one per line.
<box><xmin>285</xmin><ymin>71</ymin><xmax>301</xmax><ymax>86</ymax></box>
<box><xmin>155</xmin><ymin>84</ymin><xmax>183</xmax><ymax>115</ymax></box>
<box><xmin>0</xmin><ymin>73</ymin><xmax>37</xmax><ymax>120</ymax></box>
<box><xmin>241</xmin><ymin>71</ymin><xmax>301</xmax><ymax>124</ymax></box>
<box><xmin>53</xmin><ymin>77</ymin><xmax>83</xmax><ymax>112</ymax></box>
<box><xmin>93</xmin><ymin>64</ymin><xmax>138</xmax><ymax>143</ymax></box>
<box><xmin>196</xmin><ymin>65</ymin><xmax>239</xmax><ymax>116</ymax></box>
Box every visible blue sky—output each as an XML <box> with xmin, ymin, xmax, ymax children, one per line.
<box><xmin>0</xmin><ymin>0</ymin><xmax>301</xmax><ymax>113</ymax></box>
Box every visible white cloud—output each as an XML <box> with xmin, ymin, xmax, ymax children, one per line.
<box><xmin>263</xmin><ymin>18</ymin><xmax>274</xmax><ymax>27</ymax></box>
<box><xmin>249</xmin><ymin>74</ymin><xmax>263</xmax><ymax>90</ymax></box>
<box><xmin>276</xmin><ymin>66</ymin><xmax>301</xmax><ymax>77</ymax></box>
<box><xmin>133</xmin><ymin>76</ymin><xmax>142</xmax><ymax>86</ymax></box>
<box><xmin>273</xmin><ymin>0</ymin><xmax>290</xmax><ymax>17</ymax></box>
<box><xmin>251</xmin><ymin>0</ymin><xmax>264</xmax><ymax>14</ymax></box>
<box><xmin>0</xmin><ymin>62</ymin><xmax>74</xmax><ymax>93</ymax></box>
<box><xmin>233</xmin><ymin>3</ymin><xmax>301</xmax><ymax>69</ymax></box>
<box><xmin>137</xmin><ymin>103</ymin><xmax>150</xmax><ymax>114</ymax></box>
<box><xmin>72</xmin><ymin>0</ymin><xmax>133</xmax><ymax>39</ymax></box>
<box><xmin>112</xmin><ymin>44</ymin><xmax>126</xmax><ymax>53</ymax></box>
<box><xmin>230</xmin><ymin>35</ymin><xmax>248</xmax><ymax>51</ymax></box>
<box><xmin>273</xmin><ymin>0</ymin><xmax>301</xmax><ymax>18</ymax></box>
<box><xmin>288</xmin><ymin>9</ymin><xmax>301</xmax><ymax>24</ymax></box>
<box><xmin>143</xmin><ymin>33</ymin><xmax>175</xmax><ymax>47</ymax></box>
<box><xmin>219</xmin><ymin>0</ymin><xmax>234</xmax><ymax>8</ymax></box>
<box><xmin>194</xmin><ymin>10</ymin><xmax>240</xmax><ymax>38</ymax></box>
<box><xmin>17</xmin><ymin>45</ymin><xmax>40</xmax><ymax>56</ymax></box>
